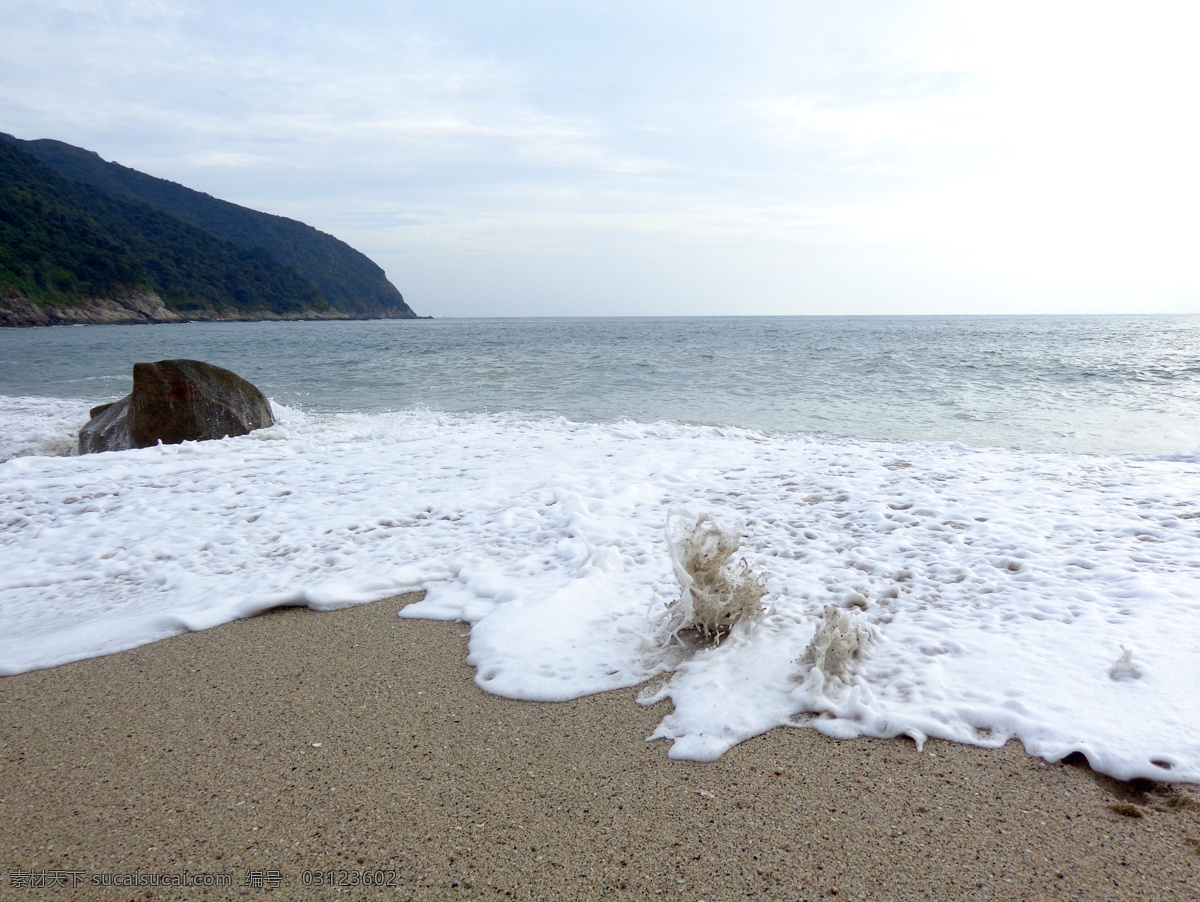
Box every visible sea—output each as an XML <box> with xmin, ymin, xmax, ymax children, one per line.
<box><xmin>2</xmin><ymin>315</ymin><xmax>1199</xmax><ymax>781</ymax></box>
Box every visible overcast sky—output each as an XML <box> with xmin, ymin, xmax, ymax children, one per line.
<box><xmin>3</xmin><ymin>0</ymin><xmax>1199</xmax><ymax>317</ymax></box>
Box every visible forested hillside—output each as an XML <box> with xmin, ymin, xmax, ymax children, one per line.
<box><xmin>13</xmin><ymin>136</ymin><xmax>413</xmax><ymax>318</ymax></box>
<box><xmin>0</xmin><ymin>138</ymin><xmax>327</xmax><ymax>315</ymax></box>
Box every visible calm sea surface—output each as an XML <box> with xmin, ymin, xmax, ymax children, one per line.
<box><xmin>3</xmin><ymin>314</ymin><xmax>1200</xmax><ymax>456</ymax></box>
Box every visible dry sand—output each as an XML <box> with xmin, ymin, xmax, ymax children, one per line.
<box><xmin>1</xmin><ymin>593</ymin><xmax>1197</xmax><ymax>901</ymax></box>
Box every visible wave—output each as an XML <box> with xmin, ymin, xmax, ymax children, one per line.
<box><xmin>2</xmin><ymin>397</ymin><xmax>1199</xmax><ymax>781</ymax></box>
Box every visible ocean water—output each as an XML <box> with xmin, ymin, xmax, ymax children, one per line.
<box><xmin>5</xmin><ymin>315</ymin><xmax>1200</xmax><ymax>456</ymax></box>
<box><xmin>2</xmin><ymin>315</ymin><xmax>1200</xmax><ymax>781</ymax></box>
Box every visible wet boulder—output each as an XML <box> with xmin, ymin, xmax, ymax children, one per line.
<box><xmin>79</xmin><ymin>359</ymin><xmax>274</xmax><ymax>454</ymax></box>
<box><xmin>78</xmin><ymin>397</ymin><xmax>134</xmax><ymax>454</ymax></box>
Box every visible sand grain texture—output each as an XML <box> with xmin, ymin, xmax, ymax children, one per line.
<box><xmin>2</xmin><ymin>594</ymin><xmax>1198</xmax><ymax>901</ymax></box>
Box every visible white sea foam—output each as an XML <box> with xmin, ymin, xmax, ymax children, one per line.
<box><xmin>2</xmin><ymin>395</ymin><xmax>1199</xmax><ymax>782</ymax></box>
<box><xmin>0</xmin><ymin>396</ymin><xmax>93</xmax><ymax>461</ymax></box>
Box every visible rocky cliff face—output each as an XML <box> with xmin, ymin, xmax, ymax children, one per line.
<box><xmin>0</xmin><ymin>292</ymin><xmax>412</xmax><ymax>327</ymax></box>
<box><xmin>0</xmin><ymin>293</ymin><xmax>182</xmax><ymax>327</ymax></box>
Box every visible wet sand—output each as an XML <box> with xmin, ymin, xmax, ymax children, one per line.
<box><xmin>1</xmin><ymin>593</ymin><xmax>1197</xmax><ymax>901</ymax></box>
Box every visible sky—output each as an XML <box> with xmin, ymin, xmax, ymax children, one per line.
<box><xmin>2</xmin><ymin>0</ymin><xmax>1199</xmax><ymax>317</ymax></box>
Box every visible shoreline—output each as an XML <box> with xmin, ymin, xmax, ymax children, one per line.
<box><xmin>0</xmin><ymin>294</ymin><xmax>426</xmax><ymax>328</ymax></box>
<box><xmin>2</xmin><ymin>593</ymin><xmax>1197</xmax><ymax>901</ymax></box>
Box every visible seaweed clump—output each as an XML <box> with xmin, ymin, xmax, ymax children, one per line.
<box><xmin>660</xmin><ymin>512</ymin><xmax>768</xmax><ymax>644</ymax></box>
<box><xmin>800</xmin><ymin>604</ymin><xmax>874</xmax><ymax>691</ymax></box>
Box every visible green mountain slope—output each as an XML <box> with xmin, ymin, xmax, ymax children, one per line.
<box><xmin>0</xmin><ymin>137</ymin><xmax>326</xmax><ymax>315</ymax></box>
<box><xmin>14</xmin><ymin>136</ymin><xmax>413</xmax><ymax>318</ymax></box>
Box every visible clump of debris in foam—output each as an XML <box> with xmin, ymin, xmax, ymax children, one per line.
<box><xmin>659</xmin><ymin>511</ymin><xmax>768</xmax><ymax>645</ymax></box>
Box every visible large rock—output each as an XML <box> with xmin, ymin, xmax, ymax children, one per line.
<box><xmin>78</xmin><ymin>359</ymin><xmax>274</xmax><ymax>454</ymax></box>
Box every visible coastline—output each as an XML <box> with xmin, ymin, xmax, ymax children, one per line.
<box><xmin>0</xmin><ymin>294</ymin><xmax>424</xmax><ymax>328</ymax></box>
<box><xmin>1</xmin><ymin>593</ymin><xmax>1196</xmax><ymax>901</ymax></box>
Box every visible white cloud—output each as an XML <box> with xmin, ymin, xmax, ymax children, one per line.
<box><xmin>182</xmin><ymin>150</ymin><xmax>268</xmax><ymax>168</ymax></box>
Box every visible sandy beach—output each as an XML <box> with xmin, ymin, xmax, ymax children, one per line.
<box><xmin>1</xmin><ymin>592</ymin><xmax>1196</xmax><ymax>901</ymax></box>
